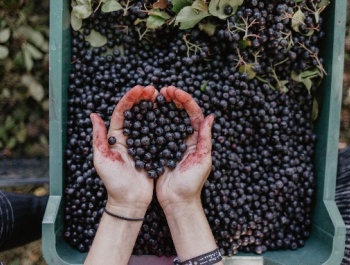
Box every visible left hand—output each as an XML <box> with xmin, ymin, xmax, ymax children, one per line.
<box><xmin>90</xmin><ymin>85</ymin><xmax>158</xmax><ymax>217</ymax></box>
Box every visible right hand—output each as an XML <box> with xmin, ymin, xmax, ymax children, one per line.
<box><xmin>90</xmin><ymin>85</ymin><xmax>158</xmax><ymax>218</ymax></box>
<box><xmin>155</xmin><ymin>86</ymin><xmax>214</xmax><ymax>214</ymax></box>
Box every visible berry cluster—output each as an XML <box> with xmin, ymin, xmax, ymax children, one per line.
<box><xmin>123</xmin><ymin>94</ymin><xmax>194</xmax><ymax>178</ymax></box>
<box><xmin>63</xmin><ymin>0</ymin><xmax>325</xmax><ymax>256</ymax></box>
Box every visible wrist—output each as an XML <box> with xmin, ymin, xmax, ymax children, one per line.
<box><xmin>106</xmin><ymin>199</ymin><xmax>148</xmax><ymax>219</ymax></box>
<box><xmin>162</xmin><ymin>199</ymin><xmax>203</xmax><ymax>222</ymax></box>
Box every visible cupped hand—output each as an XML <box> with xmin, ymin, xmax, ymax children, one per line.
<box><xmin>156</xmin><ymin>86</ymin><xmax>214</xmax><ymax>214</ymax></box>
<box><xmin>90</xmin><ymin>85</ymin><xmax>158</xmax><ymax>217</ymax></box>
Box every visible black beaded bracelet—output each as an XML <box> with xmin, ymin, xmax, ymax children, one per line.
<box><xmin>104</xmin><ymin>208</ymin><xmax>145</xmax><ymax>222</ymax></box>
<box><xmin>173</xmin><ymin>248</ymin><xmax>222</xmax><ymax>265</ymax></box>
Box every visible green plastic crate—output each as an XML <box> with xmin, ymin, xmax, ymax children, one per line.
<box><xmin>43</xmin><ymin>0</ymin><xmax>347</xmax><ymax>264</ymax></box>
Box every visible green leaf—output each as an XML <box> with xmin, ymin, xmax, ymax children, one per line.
<box><xmin>192</xmin><ymin>0</ymin><xmax>208</xmax><ymax>12</ymax></box>
<box><xmin>0</xmin><ymin>45</ymin><xmax>9</xmax><ymax>59</ymax></box>
<box><xmin>29</xmin><ymin>80</ymin><xmax>45</xmax><ymax>102</ymax></box>
<box><xmin>72</xmin><ymin>4</ymin><xmax>93</xmax><ymax>19</ymax></box>
<box><xmin>317</xmin><ymin>0</ymin><xmax>330</xmax><ymax>8</ymax></box>
<box><xmin>6</xmin><ymin>137</ymin><xmax>17</xmax><ymax>149</ymax></box>
<box><xmin>200</xmin><ymin>80</ymin><xmax>209</xmax><ymax>91</ymax></box>
<box><xmin>312</xmin><ymin>97</ymin><xmax>319</xmax><ymax>121</ymax></box>
<box><xmin>23</xmin><ymin>49</ymin><xmax>33</xmax><ymax>71</ymax></box>
<box><xmin>5</xmin><ymin>116</ymin><xmax>15</xmax><ymax>130</ymax></box>
<box><xmin>238</xmin><ymin>39</ymin><xmax>251</xmax><ymax>49</ymax></box>
<box><xmin>76</xmin><ymin>0</ymin><xmax>91</xmax><ymax>5</ymax></box>
<box><xmin>16</xmin><ymin>128</ymin><xmax>27</xmax><ymax>143</ymax></box>
<box><xmin>291</xmin><ymin>69</ymin><xmax>322</xmax><ymax>93</ymax></box>
<box><xmin>171</xmin><ymin>0</ymin><xmax>193</xmax><ymax>14</ymax></box>
<box><xmin>291</xmin><ymin>8</ymin><xmax>304</xmax><ymax>33</ymax></box>
<box><xmin>198</xmin><ymin>21</ymin><xmax>216</xmax><ymax>36</ymax></box>
<box><xmin>239</xmin><ymin>64</ymin><xmax>256</xmax><ymax>79</ymax></box>
<box><xmin>146</xmin><ymin>15</ymin><xmax>166</xmax><ymax>29</ymax></box>
<box><xmin>148</xmin><ymin>9</ymin><xmax>172</xmax><ymax>19</ymax></box>
<box><xmin>71</xmin><ymin>11</ymin><xmax>83</xmax><ymax>31</ymax></box>
<box><xmin>208</xmin><ymin>0</ymin><xmax>243</xmax><ymax>19</ymax></box>
<box><xmin>175</xmin><ymin>6</ymin><xmax>210</xmax><ymax>30</ymax></box>
<box><xmin>101</xmin><ymin>0</ymin><xmax>123</xmax><ymax>13</ymax></box>
<box><xmin>0</xmin><ymin>28</ymin><xmax>10</xmax><ymax>43</ymax></box>
<box><xmin>85</xmin><ymin>29</ymin><xmax>107</xmax><ymax>47</ymax></box>
<box><xmin>24</xmin><ymin>43</ymin><xmax>43</xmax><ymax>60</ymax></box>
<box><xmin>28</xmin><ymin>29</ymin><xmax>49</xmax><ymax>52</ymax></box>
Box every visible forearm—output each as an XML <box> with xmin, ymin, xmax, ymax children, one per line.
<box><xmin>84</xmin><ymin>205</ymin><xmax>145</xmax><ymax>265</ymax></box>
<box><xmin>164</xmin><ymin>200</ymin><xmax>224</xmax><ymax>264</ymax></box>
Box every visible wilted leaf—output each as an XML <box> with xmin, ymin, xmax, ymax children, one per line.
<box><xmin>85</xmin><ymin>29</ymin><xmax>107</xmax><ymax>47</ymax></box>
<box><xmin>24</xmin><ymin>43</ymin><xmax>43</xmax><ymax>60</ymax></box>
<box><xmin>153</xmin><ymin>0</ymin><xmax>167</xmax><ymax>9</ymax></box>
<box><xmin>0</xmin><ymin>28</ymin><xmax>11</xmax><ymax>43</ymax></box>
<box><xmin>171</xmin><ymin>0</ymin><xmax>193</xmax><ymax>14</ymax></box>
<box><xmin>198</xmin><ymin>21</ymin><xmax>216</xmax><ymax>36</ymax></box>
<box><xmin>29</xmin><ymin>80</ymin><xmax>45</xmax><ymax>102</ymax></box>
<box><xmin>192</xmin><ymin>0</ymin><xmax>208</xmax><ymax>12</ymax></box>
<box><xmin>175</xmin><ymin>6</ymin><xmax>210</xmax><ymax>29</ymax></box>
<box><xmin>146</xmin><ymin>15</ymin><xmax>166</xmax><ymax>29</ymax></box>
<box><xmin>208</xmin><ymin>0</ymin><xmax>243</xmax><ymax>19</ymax></box>
<box><xmin>0</xmin><ymin>45</ymin><xmax>9</xmax><ymax>59</ymax></box>
<box><xmin>239</xmin><ymin>64</ymin><xmax>256</xmax><ymax>79</ymax></box>
<box><xmin>71</xmin><ymin>12</ymin><xmax>83</xmax><ymax>31</ymax></box>
<box><xmin>101</xmin><ymin>0</ymin><xmax>123</xmax><ymax>13</ymax></box>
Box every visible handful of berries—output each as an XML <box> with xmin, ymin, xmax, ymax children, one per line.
<box><xmin>122</xmin><ymin>94</ymin><xmax>194</xmax><ymax>179</ymax></box>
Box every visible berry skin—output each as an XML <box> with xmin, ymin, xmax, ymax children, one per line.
<box><xmin>108</xmin><ymin>136</ymin><xmax>116</xmax><ymax>145</ymax></box>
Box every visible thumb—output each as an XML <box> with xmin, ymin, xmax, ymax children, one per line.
<box><xmin>195</xmin><ymin>114</ymin><xmax>215</xmax><ymax>157</ymax></box>
<box><xmin>90</xmin><ymin>113</ymin><xmax>122</xmax><ymax>162</ymax></box>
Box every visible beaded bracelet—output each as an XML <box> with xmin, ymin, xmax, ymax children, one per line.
<box><xmin>173</xmin><ymin>248</ymin><xmax>222</xmax><ymax>265</ymax></box>
<box><xmin>104</xmin><ymin>208</ymin><xmax>144</xmax><ymax>222</ymax></box>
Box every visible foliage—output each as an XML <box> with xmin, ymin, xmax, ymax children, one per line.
<box><xmin>0</xmin><ymin>0</ymin><xmax>49</xmax><ymax>157</ymax></box>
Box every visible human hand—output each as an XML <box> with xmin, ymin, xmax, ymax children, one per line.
<box><xmin>90</xmin><ymin>85</ymin><xmax>158</xmax><ymax>218</ymax></box>
<box><xmin>155</xmin><ymin>86</ymin><xmax>214</xmax><ymax>214</ymax></box>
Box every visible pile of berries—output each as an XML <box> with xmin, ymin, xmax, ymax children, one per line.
<box><xmin>63</xmin><ymin>0</ymin><xmax>325</xmax><ymax>256</ymax></box>
<box><xmin>123</xmin><ymin>94</ymin><xmax>194</xmax><ymax>179</ymax></box>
